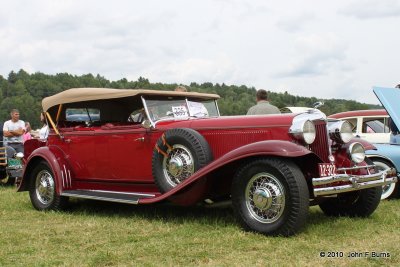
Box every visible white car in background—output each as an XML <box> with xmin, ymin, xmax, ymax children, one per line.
<box><xmin>329</xmin><ymin>109</ymin><xmax>390</xmax><ymax>144</ymax></box>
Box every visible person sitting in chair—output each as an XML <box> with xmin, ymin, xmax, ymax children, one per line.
<box><xmin>3</xmin><ymin>109</ymin><xmax>25</xmax><ymax>153</ymax></box>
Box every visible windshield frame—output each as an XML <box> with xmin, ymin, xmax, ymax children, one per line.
<box><xmin>141</xmin><ymin>96</ymin><xmax>220</xmax><ymax>128</ymax></box>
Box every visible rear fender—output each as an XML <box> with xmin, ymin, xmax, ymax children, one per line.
<box><xmin>18</xmin><ymin>146</ymin><xmax>72</xmax><ymax>194</ymax></box>
<box><xmin>140</xmin><ymin>140</ymin><xmax>312</xmax><ymax>204</ymax></box>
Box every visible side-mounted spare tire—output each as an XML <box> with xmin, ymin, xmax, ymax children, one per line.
<box><xmin>152</xmin><ymin>128</ymin><xmax>213</xmax><ymax>193</ymax></box>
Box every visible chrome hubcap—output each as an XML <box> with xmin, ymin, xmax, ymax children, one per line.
<box><xmin>35</xmin><ymin>170</ymin><xmax>55</xmax><ymax>205</ymax></box>
<box><xmin>168</xmin><ymin>157</ymin><xmax>184</xmax><ymax>177</ymax></box>
<box><xmin>163</xmin><ymin>144</ymin><xmax>194</xmax><ymax>186</ymax></box>
<box><xmin>245</xmin><ymin>173</ymin><xmax>285</xmax><ymax>223</ymax></box>
<box><xmin>253</xmin><ymin>188</ymin><xmax>273</xmax><ymax>210</ymax></box>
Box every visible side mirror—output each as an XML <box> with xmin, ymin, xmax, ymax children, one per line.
<box><xmin>141</xmin><ymin>119</ymin><xmax>153</xmax><ymax>129</ymax></box>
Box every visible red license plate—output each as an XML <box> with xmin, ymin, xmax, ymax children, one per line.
<box><xmin>318</xmin><ymin>163</ymin><xmax>337</xmax><ymax>177</ymax></box>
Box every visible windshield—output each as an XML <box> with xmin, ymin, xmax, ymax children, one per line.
<box><xmin>144</xmin><ymin>98</ymin><xmax>219</xmax><ymax>124</ymax></box>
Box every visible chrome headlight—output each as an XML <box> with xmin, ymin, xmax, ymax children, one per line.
<box><xmin>289</xmin><ymin>119</ymin><xmax>316</xmax><ymax>144</ymax></box>
<box><xmin>348</xmin><ymin>142</ymin><xmax>365</xmax><ymax>163</ymax></box>
<box><xmin>328</xmin><ymin>120</ymin><xmax>353</xmax><ymax>143</ymax></box>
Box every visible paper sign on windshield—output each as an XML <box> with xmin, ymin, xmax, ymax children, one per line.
<box><xmin>188</xmin><ymin>101</ymin><xmax>208</xmax><ymax>117</ymax></box>
<box><xmin>172</xmin><ymin>106</ymin><xmax>189</xmax><ymax>118</ymax></box>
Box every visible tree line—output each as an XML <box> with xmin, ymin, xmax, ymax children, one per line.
<box><xmin>0</xmin><ymin>69</ymin><xmax>381</xmax><ymax>129</ymax></box>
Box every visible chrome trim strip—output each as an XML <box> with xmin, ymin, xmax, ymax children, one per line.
<box><xmin>61</xmin><ymin>164</ymin><xmax>72</xmax><ymax>188</ymax></box>
<box><xmin>84</xmin><ymin>189</ymin><xmax>155</xmax><ymax>197</ymax></box>
<box><xmin>67</xmin><ymin>169</ymin><xmax>71</xmax><ymax>188</ymax></box>
<box><xmin>63</xmin><ymin>165</ymin><xmax>68</xmax><ymax>188</ymax></box>
<box><xmin>61</xmin><ymin>166</ymin><xmax>65</xmax><ymax>188</ymax></box>
<box><xmin>60</xmin><ymin>193</ymin><xmax>140</xmax><ymax>204</ymax></box>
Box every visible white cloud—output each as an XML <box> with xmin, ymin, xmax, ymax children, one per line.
<box><xmin>275</xmin><ymin>34</ymin><xmax>349</xmax><ymax>77</ymax></box>
<box><xmin>339</xmin><ymin>0</ymin><xmax>400</xmax><ymax>19</ymax></box>
<box><xmin>0</xmin><ymin>0</ymin><xmax>399</xmax><ymax>104</ymax></box>
<box><xmin>276</xmin><ymin>13</ymin><xmax>316</xmax><ymax>33</ymax></box>
<box><xmin>141</xmin><ymin>55</ymin><xmax>250</xmax><ymax>86</ymax></box>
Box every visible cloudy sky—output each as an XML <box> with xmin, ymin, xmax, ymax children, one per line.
<box><xmin>1</xmin><ymin>0</ymin><xmax>399</xmax><ymax>104</ymax></box>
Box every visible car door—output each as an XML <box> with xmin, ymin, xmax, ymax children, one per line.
<box><xmin>63</xmin><ymin>126</ymin><xmax>96</xmax><ymax>179</ymax></box>
<box><xmin>95</xmin><ymin>124</ymin><xmax>155</xmax><ymax>182</ymax></box>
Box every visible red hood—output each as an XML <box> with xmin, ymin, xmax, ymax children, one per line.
<box><xmin>155</xmin><ymin>114</ymin><xmax>297</xmax><ymax>130</ymax></box>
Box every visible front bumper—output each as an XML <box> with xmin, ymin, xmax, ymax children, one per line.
<box><xmin>312</xmin><ymin>165</ymin><xmax>398</xmax><ymax>197</ymax></box>
<box><xmin>7</xmin><ymin>167</ymin><xmax>23</xmax><ymax>179</ymax></box>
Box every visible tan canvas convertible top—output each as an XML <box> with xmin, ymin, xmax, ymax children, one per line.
<box><xmin>42</xmin><ymin>88</ymin><xmax>220</xmax><ymax>112</ymax></box>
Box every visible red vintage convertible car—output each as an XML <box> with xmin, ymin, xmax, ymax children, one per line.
<box><xmin>19</xmin><ymin>88</ymin><xmax>397</xmax><ymax>236</ymax></box>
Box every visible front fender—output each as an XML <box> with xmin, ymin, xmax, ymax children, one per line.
<box><xmin>366</xmin><ymin>143</ymin><xmax>400</xmax><ymax>171</ymax></box>
<box><xmin>18</xmin><ymin>146</ymin><xmax>72</xmax><ymax>194</ymax></box>
<box><xmin>140</xmin><ymin>140</ymin><xmax>312</xmax><ymax>204</ymax></box>
<box><xmin>350</xmin><ymin>137</ymin><xmax>376</xmax><ymax>151</ymax></box>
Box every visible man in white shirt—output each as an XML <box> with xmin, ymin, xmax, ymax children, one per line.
<box><xmin>3</xmin><ymin>109</ymin><xmax>25</xmax><ymax>153</ymax></box>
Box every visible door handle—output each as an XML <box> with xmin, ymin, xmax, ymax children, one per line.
<box><xmin>64</xmin><ymin>139</ymin><xmax>72</xmax><ymax>143</ymax></box>
<box><xmin>134</xmin><ymin>137</ymin><xmax>145</xmax><ymax>142</ymax></box>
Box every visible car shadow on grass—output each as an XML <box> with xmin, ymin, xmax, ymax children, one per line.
<box><xmin>66</xmin><ymin>198</ymin><xmax>237</xmax><ymax>226</ymax></box>
<box><xmin>62</xmin><ymin>198</ymin><xmax>335</xmax><ymax>230</ymax></box>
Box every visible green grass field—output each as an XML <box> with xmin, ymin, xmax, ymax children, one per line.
<box><xmin>1</xmin><ymin>185</ymin><xmax>399</xmax><ymax>266</ymax></box>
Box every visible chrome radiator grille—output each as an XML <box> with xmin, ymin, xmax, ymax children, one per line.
<box><xmin>309</xmin><ymin>121</ymin><xmax>330</xmax><ymax>162</ymax></box>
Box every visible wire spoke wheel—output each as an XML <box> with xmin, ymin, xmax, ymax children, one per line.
<box><xmin>162</xmin><ymin>144</ymin><xmax>194</xmax><ymax>186</ymax></box>
<box><xmin>232</xmin><ymin>158</ymin><xmax>309</xmax><ymax>236</ymax></box>
<box><xmin>245</xmin><ymin>173</ymin><xmax>285</xmax><ymax>223</ymax></box>
<box><xmin>35</xmin><ymin>170</ymin><xmax>55</xmax><ymax>205</ymax></box>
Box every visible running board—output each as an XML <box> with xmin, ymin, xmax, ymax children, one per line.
<box><xmin>61</xmin><ymin>190</ymin><xmax>155</xmax><ymax>205</ymax></box>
